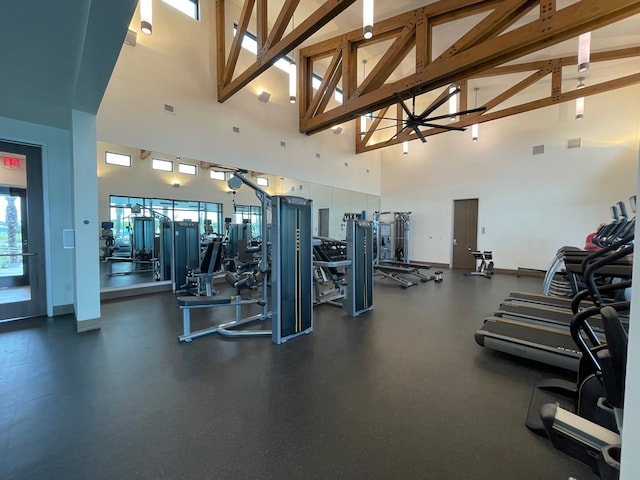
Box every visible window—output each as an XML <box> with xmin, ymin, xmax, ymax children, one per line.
<box><xmin>210</xmin><ymin>170</ymin><xmax>226</xmax><ymax>181</ymax></box>
<box><xmin>105</xmin><ymin>152</ymin><xmax>131</xmax><ymax>167</ymax></box>
<box><xmin>178</xmin><ymin>163</ymin><xmax>197</xmax><ymax>175</ymax></box>
<box><xmin>152</xmin><ymin>158</ymin><xmax>173</xmax><ymax>172</ymax></box>
<box><xmin>233</xmin><ymin>205</ymin><xmax>262</xmax><ymax>240</ymax></box>
<box><xmin>109</xmin><ymin>196</ymin><xmax>223</xmax><ymax>240</ymax></box>
<box><xmin>233</xmin><ymin>25</ymin><xmax>343</xmax><ymax>103</ymax></box>
<box><xmin>162</xmin><ymin>0</ymin><xmax>199</xmax><ymax>20</ymax></box>
<box><xmin>256</xmin><ymin>177</ymin><xmax>269</xmax><ymax>187</ymax></box>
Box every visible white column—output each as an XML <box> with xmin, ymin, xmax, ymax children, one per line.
<box><xmin>71</xmin><ymin>109</ymin><xmax>101</xmax><ymax>331</ymax></box>
<box><xmin>620</xmin><ymin>146</ymin><xmax>640</xmax><ymax>479</ymax></box>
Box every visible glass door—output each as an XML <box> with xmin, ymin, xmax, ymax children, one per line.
<box><xmin>0</xmin><ymin>141</ymin><xmax>46</xmax><ymax>320</ymax></box>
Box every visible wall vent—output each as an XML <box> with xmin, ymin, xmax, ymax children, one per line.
<box><xmin>567</xmin><ymin>138</ymin><xmax>582</xmax><ymax>149</ymax></box>
<box><xmin>164</xmin><ymin>103</ymin><xmax>175</xmax><ymax>113</ymax></box>
<box><xmin>532</xmin><ymin>144</ymin><xmax>545</xmax><ymax>155</ymax></box>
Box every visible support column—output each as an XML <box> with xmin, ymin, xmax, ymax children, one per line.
<box><xmin>71</xmin><ymin>109</ymin><xmax>101</xmax><ymax>332</ymax></box>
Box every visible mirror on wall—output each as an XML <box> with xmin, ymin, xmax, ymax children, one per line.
<box><xmin>97</xmin><ymin>143</ymin><xmax>380</xmax><ymax>293</ymax></box>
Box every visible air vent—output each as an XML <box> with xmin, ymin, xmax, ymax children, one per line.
<box><xmin>567</xmin><ymin>138</ymin><xmax>582</xmax><ymax>149</ymax></box>
<box><xmin>232</xmin><ymin>126</ymin><xmax>240</xmax><ymax>133</ymax></box>
<box><xmin>164</xmin><ymin>104</ymin><xmax>175</xmax><ymax>113</ymax></box>
<box><xmin>532</xmin><ymin>144</ymin><xmax>545</xmax><ymax>155</ymax></box>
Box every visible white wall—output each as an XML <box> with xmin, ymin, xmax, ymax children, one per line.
<box><xmin>380</xmin><ymin>86</ymin><xmax>640</xmax><ymax>270</ymax></box>
<box><xmin>96</xmin><ymin>1</ymin><xmax>381</xmax><ymax>199</ymax></box>
<box><xmin>0</xmin><ymin>115</ymin><xmax>75</xmax><ymax>313</ymax></box>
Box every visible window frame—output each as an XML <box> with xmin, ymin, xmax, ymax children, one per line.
<box><xmin>105</xmin><ymin>151</ymin><xmax>132</xmax><ymax>167</ymax></box>
<box><xmin>178</xmin><ymin>162</ymin><xmax>198</xmax><ymax>176</ymax></box>
<box><xmin>152</xmin><ymin>158</ymin><xmax>174</xmax><ymax>172</ymax></box>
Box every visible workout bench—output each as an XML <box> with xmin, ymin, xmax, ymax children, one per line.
<box><xmin>177</xmin><ymin>295</ymin><xmax>269</xmax><ymax>342</ymax></box>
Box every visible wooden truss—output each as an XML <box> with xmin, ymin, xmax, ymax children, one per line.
<box><xmin>216</xmin><ymin>0</ymin><xmax>356</xmax><ymax>103</ymax></box>
<box><xmin>297</xmin><ymin>0</ymin><xmax>640</xmax><ymax>151</ymax></box>
<box><xmin>357</xmin><ymin>47</ymin><xmax>640</xmax><ymax>153</ymax></box>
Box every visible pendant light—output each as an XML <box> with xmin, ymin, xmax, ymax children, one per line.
<box><xmin>471</xmin><ymin>87</ymin><xmax>479</xmax><ymax>142</ymax></box>
<box><xmin>360</xmin><ymin>59</ymin><xmax>368</xmax><ymax>134</ymax></box>
<box><xmin>575</xmin><ymin>77</ymin><xmax>585</xmax><ymax>120</ymax></box>
<box><xmin>402</xmin><ymin>141</ymin><xmax>409</xmax><ymax>156</ymax></box>
<box><xmin>449</xmin><ymin>85</ymin><xmax>458</xmax><ymax>121</ymax></box>
<box><xmin>140</xmin><ymin>0</ymin><xmax>152</xmax><ymax>35</ymax></box>
<box><xmin>289</xmin><ymin>15</ymin><xmax>297</xmax><ymax>103</ymax></box>
<box><xmin>578</xmin><ymin>32</ymin><xmax>591</xmax><ymax>73</ymax></box>
<box><xmin>363</xmin><ymin>0</ymin><xmax>374</xmax><ymax>39</ymax></box>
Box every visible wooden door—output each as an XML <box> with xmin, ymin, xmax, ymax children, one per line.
<box><xmin>452</xmin><ymin>199</ymin><xmax>478</xmax><ymax>270</ymax></box>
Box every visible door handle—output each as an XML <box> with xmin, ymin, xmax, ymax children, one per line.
<box><xmin>0</xmin><ymin>252</ymin><xmax>37</xmax><ymax>257</ymax></box>
<box><xmin>453</xmin><ymin>239</ymin><xmax>457</xmax><ymax>246</ymax></box>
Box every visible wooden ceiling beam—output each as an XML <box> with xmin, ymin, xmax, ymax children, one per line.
<box><xmin>437</xmin><ymin>0</ymin><xmax>537</xmax><ymax>60</ymax></box>
<box><xmin>263</xmin><ymin>0</ymin><xmax>300</xmax><ymax>51</ymax></box>
<box><xmin>220</xmin><ymin>0</ymin><xmax>256</xmax><ymax>87</ymax></box>
<box><xmin>300</xmin><ymin>0</ymin><xmax>640</xmax><ymax>136</ymax></box>
<box><xmin>217</xmin><ymin>0</ymin><xmax>356</xmax><ymax>103</ymax></box>
<box><xmin>357</xmin><ymin>25</ymin><xmax>417</xmax><ymax>96</ymax></box>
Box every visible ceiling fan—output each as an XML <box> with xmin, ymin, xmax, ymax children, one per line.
<box><xmin>364</xmin><ymin>87</ymin><xmax>487</xmax><ymax>143</ymax></box>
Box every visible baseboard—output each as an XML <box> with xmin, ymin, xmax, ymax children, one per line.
<box><xmin>424</xmin><ymin>262</ymin><xmax>450</xmax><ymax>269</ymax></box>
<box><xmin>100</xmin><ymin>282</ymin><xmax>173</xmax><ymax>301</ymax></box>
<box><xmin>76</xmin><ymin>317</ymin><xmax>101</xmax><ymax>333</ymax></box>
<box><xmin>515</xmin><ymin>267</ymin><xmax>547</xmax><ymax>278</ymax></box>
<box><xmin>52</xmin><ymin>304</ymin><xmax>74</xmax><ymax>316</ymax></box>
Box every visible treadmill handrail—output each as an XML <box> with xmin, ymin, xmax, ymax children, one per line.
<box><xmin>570</xmin><ymin>302</ymin><xmax>631</xmax><ymax>372</ymax></box>
<box><xmin>583</xmin><ymin>242</ymin><xmax>634</xmax><ymax>307</ymax></box>
<box><xmin>570</xmin><ymin>280</ymin><xmax>633</xmax><ymax>314</ymax></box>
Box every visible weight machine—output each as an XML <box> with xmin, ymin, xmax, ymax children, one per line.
<box><xmin>177</xmin><ymin>171</ymin><xmax>313</xmax><ymax>344</ymax></box>
<box><xmin>312</xmin><ymin>220</ymin><xmax>374</xmax><ymax>317</ymax></box>
<box><xmin>373</xmin><ymin>211</ymin><xmax>439</xmax><ymax>288</ymax></box>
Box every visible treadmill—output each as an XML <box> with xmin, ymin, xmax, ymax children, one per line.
<box><xmin>475</xmin><ymin>237</ymin><xmax>633</xmax><ymax>371</ymax></box>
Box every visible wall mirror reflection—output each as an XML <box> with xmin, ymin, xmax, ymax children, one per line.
<box><xmin>97</xmin><ymin>142</ymin><xmax>380</xmax><ymax>295</ymax></box>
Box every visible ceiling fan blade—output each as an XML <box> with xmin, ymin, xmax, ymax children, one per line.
<box><xmin>369</xmin><ymin>115</ymin><xmax>408</xmax><ymax>122</ymax></box>
<box><xmin>418</xmin><ymin>122</ymin><xmax>466</xmax><ymax>132</ymax></box>
<box><xmin>422</xmin><ymin>105</ymin><xmax>487</xmax><ymax>123</ymax></box>
<box><xmin>413</xmin><ymin>126</ymin><xmax>428</xmax><ymax>143</ymax></box>
<box><xmin>362</xmin><ymin>124</ymin><xmax>405</xmax><ymax>133</ymax></box>
<box><xmin>417</xmin><ymin>86</ymin><xmax>461</xmax><ymax>120</ymax></box>
<box><xmin>395</xmin><ymin>93</ymin><xmax>414</xmax><ymax>120</ymax></box>
<box><xmin>385</xmin><ymin>125</ymin><xmax>411</xmax><ymax>143</ymax></box>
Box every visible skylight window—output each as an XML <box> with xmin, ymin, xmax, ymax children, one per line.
<box><xmin>233</xmin><ymin>25</ymin><xmax>343</xmax><ymax>103</ymax></box>
<box><xmin>162</xmin><ymin>0</ymin><xmax>199</xmax><ymax>20</ymax></box>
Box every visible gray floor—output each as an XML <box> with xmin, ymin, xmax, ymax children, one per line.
<box><xmin>0</xmin><ymin>270</ymin><xmax>596</xmax><ymax>479</ymax></box>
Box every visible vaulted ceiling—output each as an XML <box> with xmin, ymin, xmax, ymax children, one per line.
<box><xmin>219</xmin><ymin>0</ymin><xmax>640</xmax><ymax>152</ymax></box>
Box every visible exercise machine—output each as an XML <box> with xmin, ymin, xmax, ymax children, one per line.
<box><xmin>373</xmin><ymin>211</ymin><xmax>438</xmax><ymax>288</ymax></box>
<box><xmin>177</xmin><ymin>171</ymin><xmax>313</xmax><ymax>344</ymax></box>
<box><xmin>475</xmin><ymin>236</ymin><xmax>633</xmax><ymax>372</ymax></box>
<box><xmin>312</xmin><ymin>220</ymin><xmax>375</xmax><ymax>317</ymax></box>
<box><xmin>465</xmin><ymin>250</ymin><xmax>493</xmax><ymax>278</ymax></box>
